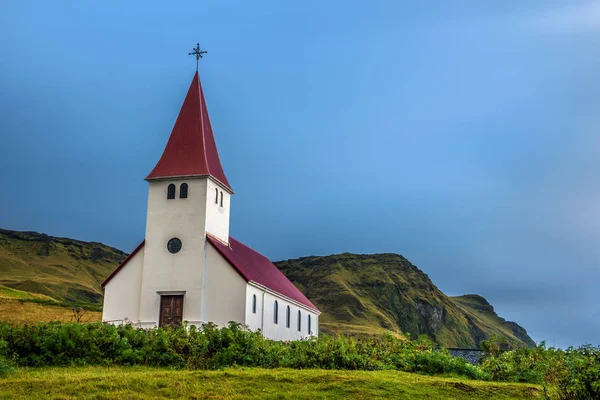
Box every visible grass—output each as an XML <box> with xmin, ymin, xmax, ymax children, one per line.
<box><xmin>0</xmin><ymin>298</ymin><xmax>101</xmax><ymax>324</ymax></box>
<box><xmin>0</xmin><ymin>367</ymin><xmax>543</xmax><ymax>399</ymax></box>
<box><xmin>0</xmin><ymin>285</ymin><xmax>56</xmax><ymax>302</ymax></box>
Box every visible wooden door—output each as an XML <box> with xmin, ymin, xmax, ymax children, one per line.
<box><xmin>159</xmin><ymin>295</ymin><xmax>184</xmax><ymax>328</ymax></box>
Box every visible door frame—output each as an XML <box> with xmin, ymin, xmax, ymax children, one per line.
<box><xmin>157</xmin><ymin>291</ymin><xmax>186</xmax><ymax>328</ymax></box>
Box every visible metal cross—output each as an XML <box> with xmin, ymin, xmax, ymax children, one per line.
<box><xmin>189</xmin><ymin>43</ymin><xmax>208</xmax><ymax>71</ymax></box>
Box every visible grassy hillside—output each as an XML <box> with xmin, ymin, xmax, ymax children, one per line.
<box><xmin>450</xmin><ymin>295</ymin><xmax>534</xmax><ymax>347</ymax></box>
<box><xmin>275</xmin><ymin>253</ymin><xmax>535</xmax><ymax>348</ymax></box>
<box><xmin>0</xmin><ymin>228</ymin><xmax>126</xmax><ymax>304</ymax></box>
<box><xmin>1</xmin><ymin>367</ymin><xmax>542</xmax><ymax>399</ymax></box>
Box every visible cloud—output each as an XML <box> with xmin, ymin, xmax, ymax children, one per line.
<box><xmin>528</xmin><ymin>1</ymin><xmax>600</xmax><ymax>34</ymax></box>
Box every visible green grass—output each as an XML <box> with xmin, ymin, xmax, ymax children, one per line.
<box><xmin>0</xmin><ymin>367</ymin><xmax>543</xmax><ymax>399</ymax></box>
<box><xmin>0</xmin><ymin>285</ymin><xmax>56</xmax><ymax>302</ymax></box>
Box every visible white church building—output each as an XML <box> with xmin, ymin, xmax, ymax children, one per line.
<box><xmin>101</xmin><ymin>71</ymin><xmax>320</xmax><ymax>340</ymax></box>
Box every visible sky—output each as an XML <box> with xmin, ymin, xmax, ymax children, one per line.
<box><xmin>1</xmin><ymin>1</ymin><xmax>599</xmax><ymax>348</ymax></box>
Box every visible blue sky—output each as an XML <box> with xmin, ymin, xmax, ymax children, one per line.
<box><xmin>1</xmin><ymin>1</ymin><xmax>599</xmax><ymax>348</ymax></box>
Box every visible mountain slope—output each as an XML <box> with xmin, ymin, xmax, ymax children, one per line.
<box><xmin>275</xmin><ymin>253</ymin><xmax>535</xmax><ymax>348</ymax></box>
<box><xmin>450</xmin><ymin>294</ymin><xmax>535</xmax><ymax>347</ymax></box>
<box><xmin>0</xmin><ymin>229</ymin><xmax>126</xmax><ymax>304</ymax></box>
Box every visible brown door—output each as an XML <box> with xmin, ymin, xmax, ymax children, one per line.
<box><xmin>159</xmin><ymin>295</ymin><xmax>184</xmax><ymax>328</ymax></box>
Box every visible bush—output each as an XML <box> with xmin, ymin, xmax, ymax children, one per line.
<box><xmin>0</xmin><ymin>321</ymin><xmax>486</xmax><ymax>379</ymax></box>
<box><xmin>480</xmin><ymin>340</ymin><xmax>600</xmax><ymax>400</ymax></box>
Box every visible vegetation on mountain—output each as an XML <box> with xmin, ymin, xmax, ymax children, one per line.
<box><xmin>0</xmin><ymin>228</ymin><xmax>533</xmax><ymax>347</ymax></box>
<box><xmin>450</xmin><ymin>295</ymin><xmax>534</xmax><ymax>347</ymax></box>
<box><xmin>0</xmin><ymin>229</ymin><xmax>126</xmax><ymax>305</ymax></box>
<box><xmin>275</xmin><ymin>253</ymin><xmax>535</xmax><ymax>348</ymax></box>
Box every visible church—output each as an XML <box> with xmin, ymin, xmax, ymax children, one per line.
<box><xmin>101</xmin><ymin>68</ymin><xmax>320</xmax><ymax>341</ymax></box>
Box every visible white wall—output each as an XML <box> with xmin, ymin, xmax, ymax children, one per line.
<box><xmin>205</xmin><ymin>178</ymin><xmax>231</xmax><ymax>244</ymax></box>
<box><xmin>245</xmin><ymin>283</ymin><xmax>319</xmax><ymax>340</ymax></box>
<box><xmin>245</xmin><ymin>285</ymin><xmax>264</xmax><ymax>332</ymax></box>
<box><xmin>138</xmin><ymin>178</ymin><xmax>209</xmax><ymax>327</ymax></box>
<box><xmin>102</xmin><ymin>248</ymin><xmax>144</xmax><ymax>324</ymax></box>
<box><xmin>203</xmin><ymin>244</ymin><xmax>247</xmax><ymax>326</ymax></box>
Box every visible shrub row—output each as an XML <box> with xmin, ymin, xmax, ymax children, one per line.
<box><xmin>0</xmin><ymin>321</ymin><xmax>485</xmax><ymax>379</ymax></box>
<box><xmin>479</xmin><ymin>339</ymin><xmax>600</xmax><ymax>400</ymax></box>
<box><xmin>1</xmin><ymin>322</ymin><xmax>597</xmax><ymax>399</ymax></box>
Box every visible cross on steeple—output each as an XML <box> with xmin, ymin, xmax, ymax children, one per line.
<box><xmin>189</xmin><ymin>43</ymin><xmax>208</xmax><ymax>71</ymax></box>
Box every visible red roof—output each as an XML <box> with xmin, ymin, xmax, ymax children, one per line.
<box><xmin>101</xmin><ymin>240</ymin><xmax>145</xmax><ymax>287</ymax></box>
<box><xmin>207</xmin><ymin>235</ymin><xmax>319</xmax><ymax>312</ymax></box>
<box><xmin>146</xmin><ymin>72</ymin><xmax>232</xmax><ymax>192</ymax></box>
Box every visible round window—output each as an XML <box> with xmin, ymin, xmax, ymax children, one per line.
<box><xmin>167</xmin><ymin>238</ymin><xmax>182</xmax><ymax>254</ymax></box>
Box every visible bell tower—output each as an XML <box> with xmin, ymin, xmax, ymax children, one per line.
<box><xmin>137</xmin><ymin>67</ymin><xmax>233</xmax><ymax>327</ymax></box>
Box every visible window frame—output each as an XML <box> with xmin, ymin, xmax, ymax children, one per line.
<box><xmin>297</xmin><ymin>310</ymin><xmax>301</xmax><ymax>331</ymax></box>
<box><xmin>286</xmin><ymin>306</ymin><xmax>290</xmax><ymax>328</ymax></box>
<box><xmin>179</xmin><ymin>183</ymin><xmax>188</xmax><ymax>199</ymax></box>
<box><xmin>167</xmin><ymin>184</ymin><xmax>176</xmax><ymax>199</ymax></box>
<box><xmin>252</xmin><ymin>294</ymin><xmax>257</xmax><ymax>314</ymax></box>
<box><xmin>274</xmin><ymin>300</ymin><xmax>278</xmax><ymax>324</ymax></box>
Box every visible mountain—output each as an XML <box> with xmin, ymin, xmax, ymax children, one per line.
<box><xmin>275</xmin><ymin>253</ymin><xmax>535</xmax><ymax>348</ymax></box>
<box><xmin>0</xmin><ymin>229</ymin><xmax>126</xmax><ymax>304</ymax></box>
<box><xmin>0</xmin><ymin>228</ymin><xmax>534</xmax><ymax>347</ymax></box>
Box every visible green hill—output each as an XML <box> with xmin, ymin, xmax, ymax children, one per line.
<box><xmin>0</xmin><ymin>228</ymin><xmax>534</xmax><ymax>347</ymax></box>
<box><xmin>0</xmin><ymin>228</ymin><xmax>126</xmax><ymax>304</ymax></box>
<box><xmin>275</xmin><ymin>253</ymin><xmax>535</xmax><ymax>348</ymax></box>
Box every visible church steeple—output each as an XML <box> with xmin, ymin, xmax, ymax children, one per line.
<box><xmin>146</xmin><ymin>72</ymin><xmax>233</xmax><ymax>193</ymax></box>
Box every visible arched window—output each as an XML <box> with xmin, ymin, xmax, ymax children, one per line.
<box><xmin>308</xmin><ymin>315</ymin><xmax>312</xmax><ymax>334</ymax></box>
<box><xmin>297</xmin><ymin>310</ymin><xmax>301</xmax><ymax>331</ymax></box>
<box><xmin>286</xmin><ymin>306</ymin><xmax>291</xmax><ymax>328</ymax></box>
<box><xmin>167</xmin><ymin>184</ymin><xmax>176</xmax><ymax>199</ymax></box>
<box><xmin>220</xmin><ymin>191</ymin><xmax>224</xmax><ymax>207</ymax></box>
<box><xmin>273</xmin><ymin>301</ymin><xmax>278</xmax><ymax>324</ymax></box>
<box><xmin>252</xmin><ymin>294</ymin><xmax>257</xmax><ymax>314</ymax></box>
<box><xmin>179</xmin><ymin>183</ymin><xmax>188</xmax><ymax>199</ymax></box>
<box><xmin>215</xmin><ymin>188</ymin><xmax>219</xmax><ymax>204</ymax></box>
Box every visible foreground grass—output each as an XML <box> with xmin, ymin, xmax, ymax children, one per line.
<box><xmin>1</xmin><ymin>367</ymin><xmax>542</xmax><ymax>400</ymax></box>
<box><xmin>0</xmin><ymin>299</ymin><xmax>101</xmax><ymax>324</ymax></box>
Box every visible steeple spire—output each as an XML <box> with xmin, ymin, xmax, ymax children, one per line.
<box><xmin>146</xmin><ymin>72</ymin><xmax>233</xmax><ymax>193</ymax></box>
